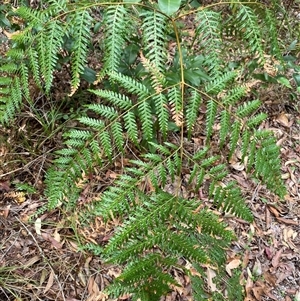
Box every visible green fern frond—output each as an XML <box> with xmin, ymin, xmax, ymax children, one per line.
<box><xmin>16</xmin><ymin>6</ymin><xmax>45</xmax><ymax>26</ymax></box>
<box><xmin>222</xmin><ymin>86</ymin><xmax>247</xmax><ymax>106</ymax></box>
<box><xmin>141</xmin><ymin>11</ymin><xmax>167</xmax><ymax>73</ymax></box>
<box><xmin>100</xmin><ymin>131</ymin><xmax>113</xmax><ymax>160</ymax></box>
<box><xmin>220</xmin><ymin>110</ymin><xmax>230</xmax><ymax>147</ymax></box>
<box><xmin>69</xmin><ymin>10</ymin><xmax>92</xmax><ymax>95</ymax></box>
<box><xmin>19</xmin><ymin>64</ymin><xmax>30</xmax><ymax>100</ymax></box>
<box><xmin>265</xmin><ymin>8</ymin><xmax>282</xmax><ymax>59</ymax></box>
<box><xmin>28</xmin><ymin>48</ymin><xmax>41</xmax><ymax>88</ymax></box>
<box><xmin>247</xmin><ymin>112</ymin><xmax>268</xmax><ymax>128</ymax></box>
<box><xmin>253</xmin><ymin>131</ymin><xmax>286</xmax><ymax>197</ymax></box>
<box><xmin>241</xmin><ymin>129</ymin><xmax>251</xmax><ymax>161</ymax></box>
<box><xmin>213</xmin><ymin>181</ymin><xmax>253</xmax><ymax>221</ymax></box>
<box><xmin>77</xmin><ymin>116</ymin><xmax>105</xmax><ymax>130</ymax></box>
<box><xmin>236</xmin><ymin>99</ymin><xmax>261</xmax><ymax>118</ymax></box>
<box><xmin>45</xmin><ymin>0</ymin><xmax>67</xmax><ymax>12</ymax></box>
<box><xmin>195</xmin><ymin>10</ymin><xmax>222</xmax><ymax>75</ymax></box>
<box><xmin>107</xmin><ymin>254</ymin><xmax>178</xmax><ymax>301</ymax></box>
<box><xmin>0</xmin><ymin>63</ymin><xmax>19</xmax><ymax>73</ymax></box>
<box><xmin>236</xmin><ymin>4</ymin><xmax>264</xmax><ymax>61</ymax></box>
<box><xmin>153</xmin><ymin>93</ymin><xmax>169</xmax><ymax>138</ymax></box>
<box><xmin>0</xmin><ymin>78</ymin><xmax>22</xmax><ymax>124</ymax></box>
<box><xmin>229</xmin><ymin>121</ymin><xmax>241</xmax><ymax>159</ymax></box>
<box><xmin>2</xmin><ymin>2</ymin><xmax>287</xmax><ymax>300</ymax></box>
<box><xmin>168</xmin><ymin>86</ymin><xmax>183</xmax><ymax>127</ymax></box>
<box><xmin>89</xmin><ymin>89</ymin><xmax>132</xmax><ymax>110</ymax></box>
<box><xmin>99</xmin><ymin>5</ymin><xmax>129</xmax><ymax>79</ymax></box>
<box><xmin>205</xmin><ymin>71</ymin><xmax>236</xmax><ymax>94</ymax></box>
<box><xmin>85</xmin><ymin>104</ymin><xmax>118</xmax><ymax>120</ymax></box>
<box><xmin>138</xmin><ymin>100</ymin><xmax>153</xmax><ymax>140</ymax></box>
<box><xmin>111</xmin><ymin>121</ymin><xmax>124</xmax><ymax>152</ymax></box>
<box><xmin>186</xmin><ymin>90</ymin><xmax>202</xmax><ymax>137</ymax></box>
<box><xmin>206</xmin><ymin>99</ymin><xmax>217</xmax><ymax>139</ymax></box>
<box><xmin>124</xmin><ymin>111</ymin><xmax>138</xmax><ymax>144</ymax></box>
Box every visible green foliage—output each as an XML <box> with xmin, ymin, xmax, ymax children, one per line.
<box><xmin>0</xmin><ymin>0</ymin><xmax>290</xmax><ymax>300</ymax></box>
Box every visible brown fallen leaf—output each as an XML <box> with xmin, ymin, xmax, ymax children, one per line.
<box><xmin>44</xmin><ymin>270</ymin><xmax>55</xmax><ymax>294</ymax></box>
<box><xmin>276</xmin><ymin>113</ymin><xmax>290</xmax><ymax>127</ymax></box>
<box><xmin>272</xmin><ymin>248</ymin><xmax>283</xmax><ymax>268</ymax></box>
<box><xmin>265</xmin><ymin>247</ymin><xmax>273</xmax><ymax>260</ymax></box>
<box><xmin>252</xmin><ymin>285</ymin><xmax>264</xmax><ymax>301</ymax></box>
<box><xmin>41</xmin><ymin>232</ymin><xmax>63</xmax><ymax>249</ymax></box>
<box><xmin>275</xmin><ymin>217</ymin><xmax>299</xmax><ymax>225</ymax></box>
<box><xmin>263</xmin><ymin>271</ymin><xmax>276</xmax><ymax>286</ymax></box>
<box><xmin>0</xmin><ymin>181</ymin><xmax>10</xmax><ymax>192</ymax></box>
<box><xmin>206</xmin><ymin>267</ymin><xmax>217</xmax><ymax>292</ymax></box>
<box><xmin>226</xmin><ymin>258</ymin><xmax>241</xmax><ymax>276</ymax></box>
<box><xmin>267</xmin><ymin>205</ymin><xmax>280</xmax><ymax>217</ymax></box>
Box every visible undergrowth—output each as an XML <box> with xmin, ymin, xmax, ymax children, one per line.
<box><xmin>0</xmin><ymin>0</ymin><xmax>297</xmax><ymax>300</ymax></box>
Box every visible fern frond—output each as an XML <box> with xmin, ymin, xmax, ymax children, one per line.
<box><xmin>241</xmin><ymin>129</ymin><xmax>251</xmax><ymax>161</ymax></box>
<box><xmin>235</xmin><ymin>5</ymin><xmax>264</xmax><ymax>62</ymax></box>
<box><xmin>265</xmin><ymin>8</ymin><xmax>282</xmax><ymax>59</ymax></box>
<box><xmin>213</xmin><ymin>181</ymin><xmax>253</xmax><ymax>221</ymax></box>
<box><xmin>219</xmin><ymin>110</ymin><xmax>230</xmax><ymax>147</ymax></box>
<box><xmin>28</xmin><ymin>48</ymin><xmax>41</xmax><ymax>88</ymax></box>
<box><xmin>99</xmin><ymin>5</ymin><xmax>129</xmax><ymax>79</ymax></box>
<box><xmin>247</xmin><ymin>112</ymin><xmax>267</xmax><ymax>128</ymax></box>
<box><xmin>109</xmin><ymin>72</ymin><xmax>150</xmax><ymax>99</ymax></box>
<box><xmin>229</xmin><ymin>121</ymin><xmax>241</xmax><ymax>159</ymax></box>
<box><xmin>138</xmin><ymin>100</ymin><xmax>153</xmax><ymax>140</ymax></box>
<box><xmin>140</xmin><ymin>51</ymin><xmax>166</xmax><ymax>93</ymax></box>
<box><xmin>85</xmin><ymin>104</ymin><xmax>118</xmax><ymax>120</ymax></box>
<box><xmin>108</xmin><ymin>254</ymin><xmax>178</xmax><ymax>301</ymax></box>
<box><xmin>153</xmin><ymin>93</ymin><xmax>169</xmax><ymax>138</ymax></box>
<box><xmin>124</xmin><ymin>111</ymin><xmax>138</xmax><ymax>144</ymax></box>
<box><xmin>69</xmin><ymin>10</ymin><xmax>92</xmax><ymax>96</ymax></box>
<box><xmin>186</xmin><ymin>90</ymin><xmax>202</xmax><ymax>137</ymax></box>
<box><xmin>19</xmin><ymin>64</ymin><xmax>30</xmax><ymax>100</ymax></box>
<box><xmin>89</xmin><ymin>89</ymin><xmax>132</xmax><ymax>110</ymax></box>
<box><xmin>168</xmin><ymin>86</ymin><xmax>183</xmax><ymax>127</ymax></box>
<box><xmin>16</xmin><ymin>6</ymin><xmax>45</xmax><ymax>26</ymax></box>
<box><xmin>0</xmin><ymin>78</ymin><xmax>22</xmax><ymax>124</ymax></box>
<box><xmin>205</xmin><ymin>71</ymin><xmax>236</xmax><ymax>94</ymax></box>
<box><xmin>206</xmin><ymin>100</ymin><xmax>217</xmax><ymax>139</ymax></box>
<box><xmin>141</xmin><ymin>11</ymin><xmax>167</xmax><ymax>73</ymax></box>
<box><xmin>222</xmin><ymin>86</ymin><xmax>247</xmax><ymax>106</ymax></box>
<box><xmin>236</xmin><ymin>99</ymin><xmax>261</xmax><ymax>118</ymax></box>
<box><xmin>99</xmin><ymin>130</ymin><xmax>113</xmax><ymax>160</ymax></box>
<box><xmin>77</xmin><ymin>116</ymin><xmax>105</xmax><ymax>130</ymax></box>
<box><xmin>253</xmin><ymin>131</ymin><xmax>286</xmax><ymax>197</ymax></box>
<box><xmin>195</xmin><ymin>10</ymin><xmax>222</xmax><ymax>75</ymax></box>
<box><xmin>111</xmin><ymin>121</ymin><xmax>124</xmax><ymax>152</ymax></box>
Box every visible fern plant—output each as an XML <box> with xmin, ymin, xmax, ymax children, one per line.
<box><xmin>0</xmin><ymin>0</ymin><xmax>289</xmax><ymax>300</ymax></box>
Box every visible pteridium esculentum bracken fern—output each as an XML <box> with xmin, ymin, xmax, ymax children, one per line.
<box><xmin>0</xmin><ymin>0</ymin><xmax>288</xmax><ymax>300</ymax></box>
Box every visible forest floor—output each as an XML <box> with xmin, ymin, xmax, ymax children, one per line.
<box><xmin>1</xmin><ymin>3</ymin><xmax>300</xmax><ymax>301</ymax></box>
<box><xmin>0</xmin><ymin>72</ymin><xmax>299</xmax><ymax>301</ymax></box>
